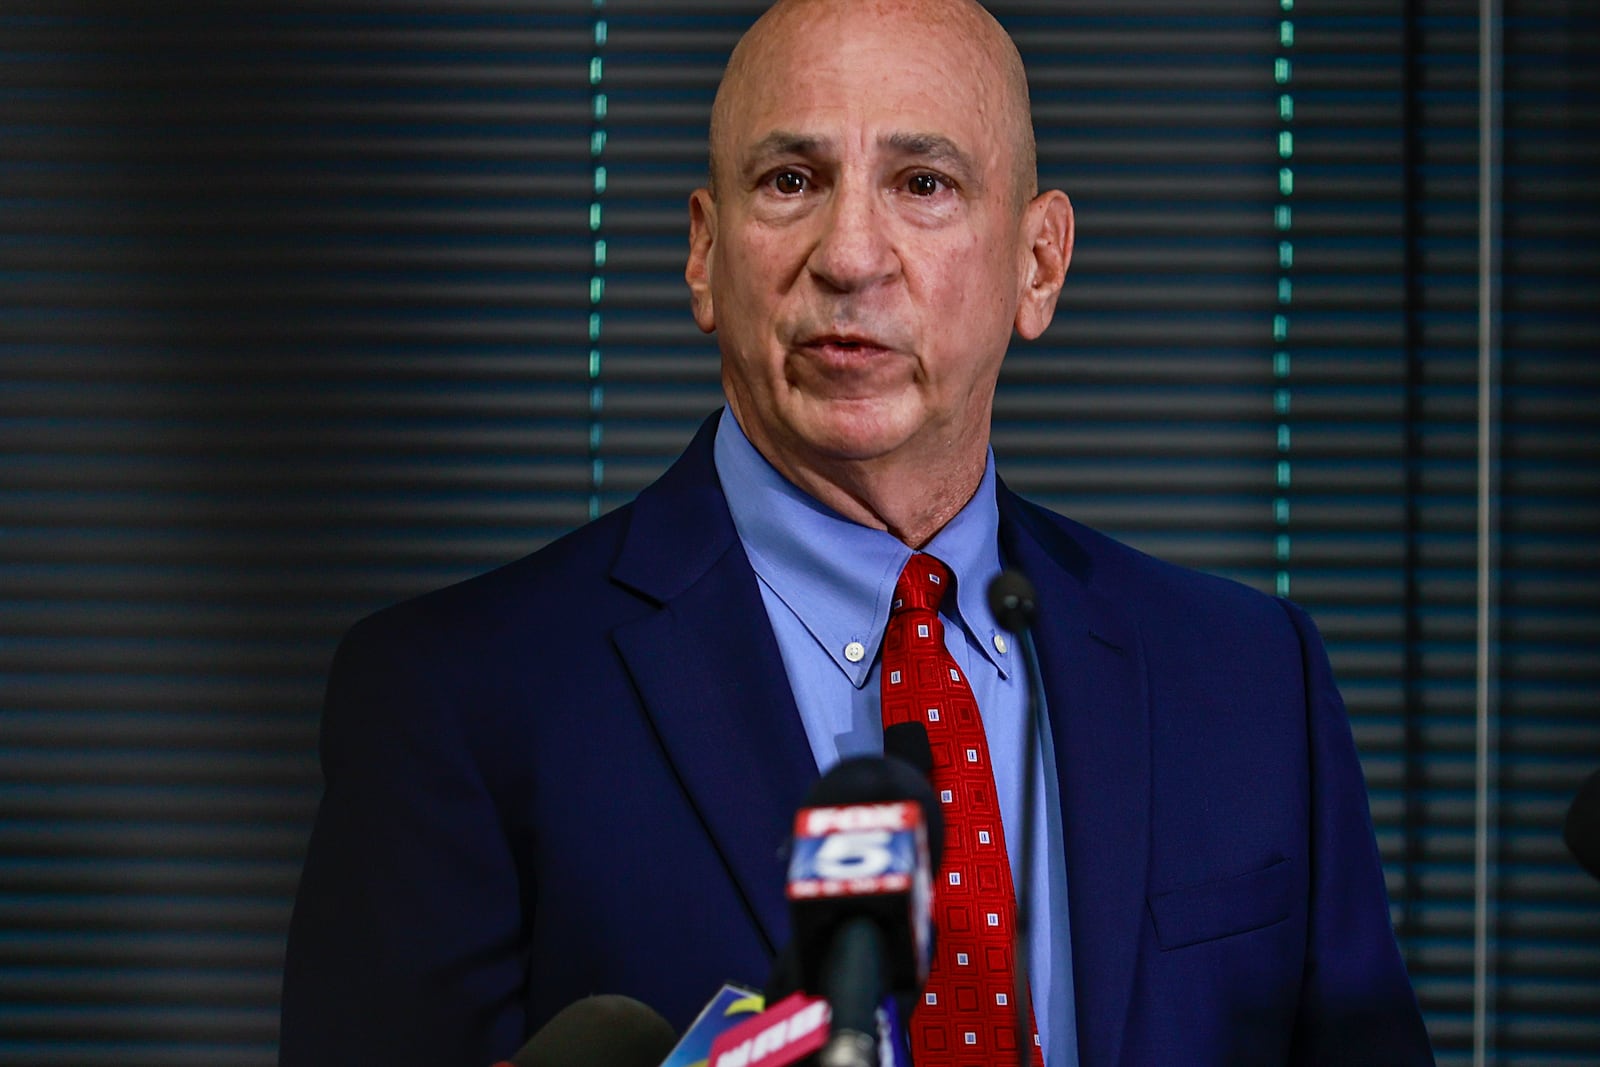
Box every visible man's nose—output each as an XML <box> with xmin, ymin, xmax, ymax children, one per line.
<box><xmin>804</xmin><ymin>182</ymin><xmax>899</xmax><ymax>292</ymax></box>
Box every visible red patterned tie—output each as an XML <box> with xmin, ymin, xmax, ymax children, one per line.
<box><xmin>880</xmin><ymin>553</ymin><xmax>1043</xmax><ymax>1066</ymax></box>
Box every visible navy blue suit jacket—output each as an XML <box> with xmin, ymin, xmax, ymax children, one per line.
<box><xmin>280</xmin><ymin>415</ymin><xmax>1433</xmax><ymax>1066</ymax></box>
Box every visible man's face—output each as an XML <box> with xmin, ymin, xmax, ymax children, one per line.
<box><xmin>687</xmin><ymin>3</ymin><xmax>1053</xmax><ymax>482</ymax></box>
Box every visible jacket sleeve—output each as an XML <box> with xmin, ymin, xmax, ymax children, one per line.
<box><xmin>279</xmin><ymin>611</ymin><xmax>528</xmax><ymax>1067</ymax></box>
<box><xmin>1279</xmin><ymin>598</ymin><xmax>1436</xmax><ymax>1066</ymax></box>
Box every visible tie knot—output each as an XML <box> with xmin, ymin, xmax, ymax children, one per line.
<box><xmin>892</xmin><ymin>553</ymin><xmax>951</xmax><ymax>616</ymax></box>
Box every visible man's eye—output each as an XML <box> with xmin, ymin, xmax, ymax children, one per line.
<box><xmin>907</xmin><ymin>174</ymin><xmax>943</xmax><ymax>196</ymax></box>
<box><xmin>772</xmin><ymin>171</ymin><xmax>806</xmax><ymax>194</ymax></box>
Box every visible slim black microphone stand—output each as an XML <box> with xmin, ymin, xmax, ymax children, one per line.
<box><xmin>988</xmin><ymin>570</ymin><xmax>1043</xmax><ymax>1067</ymax></box>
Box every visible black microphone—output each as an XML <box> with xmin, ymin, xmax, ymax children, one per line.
<box><xmin>786</xmin><ymin>755</ymin><xmax>942</xmax><ymax>1067</ymax></box>
<box><xmin>1564</xmin><ymin>767</ymin><xmax>1600</xmax><ymax>881</ymax></box>
<box><xmin>764</xmin><ymin>723</ymin><xmax>938</xmax><ymax>1006</ymax></box>
<box><xmin>987</xmin><ymin>568</ymin><xmax>1045</xmax><ymax>1067</ymax></box>
<box><xmin>490</xmin><ymin>995</ymin><xmax>676</xmax><ymax>1067</ymax></box>
<box><xmin>987</xmin><ymin>570</ymin><xmax>1037</xmax><ymax>636</ymax></box>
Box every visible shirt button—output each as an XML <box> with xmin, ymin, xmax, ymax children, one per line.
<box><xmin>844</xmin><ymin>641</ymin><xmax>866</xmax><ymax>663</ymax></box>
<box><xmin>993</xmin><ymin>634</ymin><xmax>1008</xmax><ymax>654</ymax></box>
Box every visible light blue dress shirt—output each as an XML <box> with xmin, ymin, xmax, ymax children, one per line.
<box><xmin>713</xmin><ymin>408</ymin><xmax>1079</xmax><ymax>1067</ymax></box>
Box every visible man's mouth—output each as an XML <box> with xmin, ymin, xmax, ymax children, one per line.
<box><xmin>800</xmin><ymin>333</ymin><xmax>893</xmax><ymax>355</ymax></box>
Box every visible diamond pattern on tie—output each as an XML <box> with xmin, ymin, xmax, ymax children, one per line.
<box><xmin>880</xmin><ymin>553</ymin><xmax>1042</xmax><ymax>1067</ymax></box>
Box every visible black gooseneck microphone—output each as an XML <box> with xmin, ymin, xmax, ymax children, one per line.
<box><xmin>987</xmin><ymin>568</ymin><xmax>1045</xmax><ymax>1067</ymax></box>
<box><xmin>491</xmin><ymin>994</ymin><xmax>677</xmax><ymax>1067</ymax></box>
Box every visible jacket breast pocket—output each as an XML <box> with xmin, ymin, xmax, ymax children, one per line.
<box><xmin>1147</xmin><ymin>856</ymin><xmax>1297</xmax><ymax>951</ymax></box>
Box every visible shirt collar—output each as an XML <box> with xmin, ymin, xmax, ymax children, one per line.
<box><xmin>713</xmin><ymin>407</ymin><xmax>1011</xmax><ymax>689</ymax></box>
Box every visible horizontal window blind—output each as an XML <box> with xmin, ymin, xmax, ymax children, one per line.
<box><xmin>1287</xmin><ymin>6</ymin><xmax>1483</xmax><ymax>1058</ymax></box>
<box><xmin>1288</xmin><ymin>2</ymin><xmax>1600</xmax><ymax>1063</ymax></box>
<box><xmin>0</xmin><ymin>2</ymin><xmax>1594</xmax><ymax>1063</ymax></box>
<box><xmin>3</xmin><ymin>6</ymin><xmax>604</xmax><ymax>1065</ymax></box>
<box><xmin>1494</xmin><ymin>1</ymin><xmax>1600</xmax><ymax>1061</ymax></box>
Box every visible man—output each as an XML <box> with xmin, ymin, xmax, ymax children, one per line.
<box><xmin>280</xmin><ymin>1</ymin><xmax>1435</xmax><ymax>1064</ymax></box>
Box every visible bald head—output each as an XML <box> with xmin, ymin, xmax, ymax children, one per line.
<box><xmin>708</xmin><ymin>0</ymin><xmax>1038</xmax><ymax>205</ymax></box>
<box><xmin>682</xmin><ymin>0</ymin><xmax>1074</xmax><ymax>544</ymax></box>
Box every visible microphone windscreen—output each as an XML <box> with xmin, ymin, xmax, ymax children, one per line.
<box><xmin>987</xmin><ymin>569</ymin><xmax>1037</xmax><ymax>635</ymax></box>
<box><xmin>789</xmin><ymin>756</ymin><xmax>939</xmax><ymax>1006</ymax></box>
<box><xmin>1564</xmin><ymin>768</ymin><xmax>1600</xmax><ymax>881</ymax></box>
<box><xmin>804</xmin><ymin>754</ymin><xmax>943</xmax><ymax>873</ymax></box>
<box><xmin>507</xmin><ymin>995</ymin><xmax>676</xmax><ymax>1067</ymax></box>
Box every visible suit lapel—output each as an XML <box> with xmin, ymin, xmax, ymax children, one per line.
<box><xmin>609</xmin><ymin>419</ymin><xmax>818</xmax><ymax>957</ymax></box>
<box><xmin>1000</xmin><ymin>488</ymin><xmax>1150</xmax><ymax>1067</ymax></box>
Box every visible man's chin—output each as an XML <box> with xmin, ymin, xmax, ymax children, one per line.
<box><xmin>784</xmin><ymin>403</ymin><xmax>922</xmax><ymax>466</ymax></box>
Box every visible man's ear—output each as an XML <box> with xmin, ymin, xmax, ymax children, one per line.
<box><xmin>1014</xmin><ymin>190</ymin><xmax>1074</xmax><ymax>340</ymax></box>
<box><xmin>686</xmin><ymin>188</ymin><xmax>717</xmax><ymax>333</ymax></box>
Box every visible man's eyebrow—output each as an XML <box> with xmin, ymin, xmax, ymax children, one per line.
<box><xmin>882</xmin><ymin>132</ymin><xmax>979</xmax><ymax>180</ymax></box>
<box><xmin>738</xmin><ymin>131</ymin><xmax>829</xmax><ymax>174</ymax></box>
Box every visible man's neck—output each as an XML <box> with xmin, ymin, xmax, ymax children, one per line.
<box><xmin>751</xmin><ymin>438</ymin><xmax>988</xmax><ymax>550</ymax></box>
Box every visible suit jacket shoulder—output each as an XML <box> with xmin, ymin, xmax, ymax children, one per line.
<box><xmin>999</xmin><ymin>484</ymin><xmax>1432</xmax><ymax>1065</ymax></box>
<box><xmin>283</xmin><ymin>415</ymin><xmax>813</xmax><ymax>1066</ymax></box>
